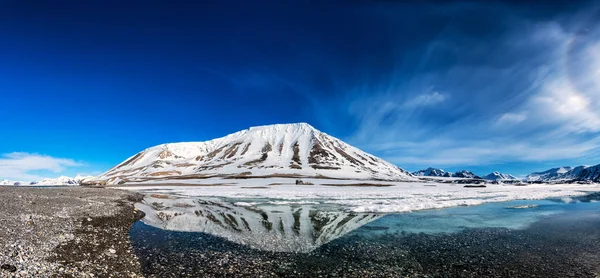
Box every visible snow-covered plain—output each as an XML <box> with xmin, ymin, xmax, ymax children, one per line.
<box><xmin>117</xmin><ymin>178</ymin><xmax>600</xmax><ymax>213</ymax></box>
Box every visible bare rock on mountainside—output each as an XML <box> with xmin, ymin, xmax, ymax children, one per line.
<box><xmin>88</xmin><ymin>123</ymin><xmax>413</xmax><ymax>185</ymax></box>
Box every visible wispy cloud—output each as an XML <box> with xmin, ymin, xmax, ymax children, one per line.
<box><xmin>496</xmin><ymin>113</ymin><xmax>527</xmax><ymax>125</ymax></box>
<box><xmin>404</xmin><ymin>92</ymin><xmax>447</xmax><ymax>107</ymax></box>
<box><xmin>0</xmin><ymin>152</ymin><xmax>83</xmax><ymax>181</ymax></box>
<box><xmin>335</xmin><ymin>5</ymin><xmax>600</xmax><ymax>173</ymax></box>
<box><xmin>379</xmin><ymin>138</ymin><xmax>600</xmax><ymax>166</ymax></box>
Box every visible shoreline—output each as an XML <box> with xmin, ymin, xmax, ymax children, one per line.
<box><xmin>0</xmin><ymin>187</ymin><xmax>144</xmax><ymax>277</ymax></box>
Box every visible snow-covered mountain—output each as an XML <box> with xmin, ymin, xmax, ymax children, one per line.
<box><xmin>90</xmin><ymin>123</ymin><xmax>413</xmax><ymax>185</ymax></box>
<box><xmin>412</xmin><ymin>168</ymin><xmax>452</xmax><ymax>177</ymax></box>
<box><xmin>136</xmin><ymin>196</ymin><xmax>380</xmax><ymax>252</ymax></box>
<box><xmin>33</xmin><ymin>175</ymin><xmax>94</xmax><ymax>186</ymax></box>
<box><xmin>526</xmin><ymin>167</ymin><xmax>573</xmax><ymax>182</ymax></box>
<box><xmin>453</xmin><ymin>170</ymin><xmax>478</xmax><ymax>179</ymax></box>
<box><xmin>526</xmin><ymin>164</ymin><xmax>600</xmax><ymax>182</ymax></box>
<box><xmin>0</xmin><ymin>175</ymin><xmax>93</xmax><ymax>186</ymax></box>
<box><xmin>412</xmin><ymin>168</ymin><xmax>479</xmax><ymax>179</ymax></box>
<box><xmin>483</xmin><ymin>172</ymin><xmax>518</xmax><ymax>181</ymax></box>
<box><xmin>0</xmin><ymin>180</ymin><xmax>22</xmax><ymax>186</ymax></box>
<box><xmin>564</xmin><ymin>165</ymin><xmax>600</xmax><ymax>182</ymax></box>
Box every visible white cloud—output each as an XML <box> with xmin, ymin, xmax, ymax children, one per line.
<box><xmin>530</xmin><ymin>78</ymin><xmax>600</xmax><ymax>133</ymax></box>
<box><xmin>404</xmin><ymin>92</ymin><xmax>447</xmax><ymax>107</ymax></box>
<box><xmin>497</xmin><ymin>113</ymin><xmax>527</xmax><ymax>125</ymax></box>
<box><xmin>0</xmin><ymin>152</ymin><xmax>83</xmax><ymax>181</ymax></box>
<box><xmin>516</xmin><ymin>24</ymin><xmax>600</xmax><ymax>134</ymax></box>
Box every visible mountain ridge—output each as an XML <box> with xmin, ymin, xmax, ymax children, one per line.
<box><xmin>527</xmin><ymin>164</ymin><xmax>600</xmax><ymax>183</ymax></box>
<box><xmin>412</xmin><ymin>168</ymin><xmax>479</xmax><ymax>179</ymax></box>
<box><xmin>482</xmin><ymin>171</ymin><xmax>519</xmax><ymax>181</ymax></box>
<box><xmin>0</xmin><ymin>175</ymin><xmax>93</xmax><ymax>186</ymax></box>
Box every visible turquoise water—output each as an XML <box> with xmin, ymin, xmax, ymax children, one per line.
<box><xmin>352</xmin><ymin>197</ymin><xmax>600</xmax><ymax>236</ymax></box>
<box><xmin>130</xmin><ymin>193</ymin><xmax>600</xmax><ymax>277</ymax></box>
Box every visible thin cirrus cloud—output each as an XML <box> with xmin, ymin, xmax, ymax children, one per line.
<box><xmin>496</xmin><ymin>113</ymin><xmax>527</xmax><ymax>125</ymax></box>
<box><xmin>341</xmin><ymin>7</ymin><xmax>600</xmax><ymax>173</ymax></box>
<box><xmin>404</xmin><ymin>92</ymin><xmax>448</xmax><ymax>108</ymax></box>
<box><xmin>0</xmin><ymin>152</ymin><xmax>82</xmax><ymax>181</ymax></box>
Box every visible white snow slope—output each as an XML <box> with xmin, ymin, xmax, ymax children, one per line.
<box><xmin>91</xmin><ymin>123</ymin><xmax>413</xmax><ymax>185</ymax></box>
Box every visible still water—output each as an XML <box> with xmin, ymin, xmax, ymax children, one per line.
<box><xmin>130</xmin><ymin>193</ymin><xmax>600</xmax><ymax>277</ymax></box>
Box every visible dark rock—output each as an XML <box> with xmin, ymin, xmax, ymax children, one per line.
<box><xmin>464</xmin><ymin>184</ymin><xmax>487</xmax><ymax>188</ymax></box>
<box><xmin>1</xmin><ymin>264</ymin><xmax>17</xmax><ymax>272</ymax></box>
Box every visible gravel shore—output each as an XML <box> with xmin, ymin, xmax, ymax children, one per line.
<box><xmin>0</xmin><ymin>187</ymin><xmax>145</xmax><ymax>278</ymax></box>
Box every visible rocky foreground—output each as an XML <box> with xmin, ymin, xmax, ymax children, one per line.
<box><xmin>0</xmin><ymin>187</ymin><xmax>144</xmax><ymax>278</ymax></box>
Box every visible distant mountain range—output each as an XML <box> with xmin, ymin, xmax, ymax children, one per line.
<box><xmin>482</xmin><ymin>172</ymin><xmax>518</xmax><ymax>181</ymax></box>
<box><xmin>412</xmin><ymin>168</ymin><xmax>518</xmax><ymax>182</ymax></box>
<box><xmin>0</xmin><ymin>175</ymin><xmax>94</xmax><ymax>186</ymax></box>
<box><xmin>526</xmin><ymin>165</ymin><xmax>600</xmax><ymax>183</ymax></box>
<box><xmin>413</xmin><ymin>164</ymin><xmax>600</xmax><ymax>183</ymax></box>
<box><xmin>412</xmin><ymin>168</ymin><xmax>479</xmax><ymax>179</ymax></box>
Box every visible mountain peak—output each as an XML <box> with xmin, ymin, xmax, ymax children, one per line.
<box><xmin>92</xmin><ymin>123</ymin><xmax>412</xmax><ymax>185</ymax></box>
<box><xmin>248</xmin><ymin>122</ymin><xmax>315</xmax><ymax>131</ymax></box>
<box><xmin>483</xmin><ymin>172</ymin><xmax>517</xmax><ymax>181</ymax></box>
<box><xmin>412</xmin><ymin>168</ymin><xmax>478</xmax><ymax>178</ymax></box>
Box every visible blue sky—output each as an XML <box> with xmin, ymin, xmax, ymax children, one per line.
<box><xmin>1</xmin><ymin>0</ymin><xmax>600</xmax><ymax>180</ymax></box>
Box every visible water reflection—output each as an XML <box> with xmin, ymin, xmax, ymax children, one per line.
<box><xmin>351</xmin><ymin>194</ymin><xmax>600</xmax><ymax>237</ymax></box>
<box><xmin>135</xmin><ymin>194</ymin><xmax>381</xmax><ymax>252</ymax></box>
<box><xmin>130</xmin><ymin>193</ymin><xmax>600</xmax><ymax>277</ymax></box>
<box><xmin>134</xmin><ymin>192</ymin><xmax>600</xmax><ymax>253</ymax></box>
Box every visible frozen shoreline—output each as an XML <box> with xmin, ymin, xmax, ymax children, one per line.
<box><xmin>115</xmin><ymin>178</ymin><xmax>600</xmax><ymax>213</ymax></box>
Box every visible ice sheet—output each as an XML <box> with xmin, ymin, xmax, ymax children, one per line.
<box><xmin>117</xmin><ymin>178</ymin><xmax>600</xmax><ymax>213</ymax></box>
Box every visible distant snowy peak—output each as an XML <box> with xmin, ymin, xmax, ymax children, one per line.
<box><xmin>566</xmin><ymin>165</ymin><xmax>600</xmax><ymax>182</ymax></box>
<box><xmin>35</xmin><ymin>175</ymin><xmax>94</xmax><ymax>186</ymax></box>
<box><xmin>453</xmin><ymin>170</ymin><xmax>478</xmax><ymax>179</ymax></box>
<box><xmin>527</xmin><ymin>164</ymin><xmax>600</xmax><ymax>182</ymax></box>
<box><xmin>483</xmin><ymin>171</ymin><xmax>518</xmax><ymax>181</ymax></box>
<box><xmin>412</xmin><ymin>168</ymin><xmax>478</xmax><ymax>179</ymax></box>
<box><xmin>526</xmin><ymin>167</ymin><xmax>573</xmax><ymax>182</ymax></box>
<box><xmin>0</xmin><ymin>175</ymin><xmax>93</xmax><ymax>186</ymax></box>
<box><xmin>412</xmin><ymin>168</ymin><xmax>452</xmax><ymax>177</ymax></box>
<box><xmin>0</xmin><ymin>180</ymin><xmax>22</xmax><ymax>186</ymax></box>
<box><xmin>92</xmin><ymin>123</ymin><xmax>413</xmax><ymax>185</ymax></box>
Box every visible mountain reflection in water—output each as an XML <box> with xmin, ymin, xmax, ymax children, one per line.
<box><xmin>134</xmin><ymin>194</ymin><xmax>381</xmax><ymax>252</ymax></box>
